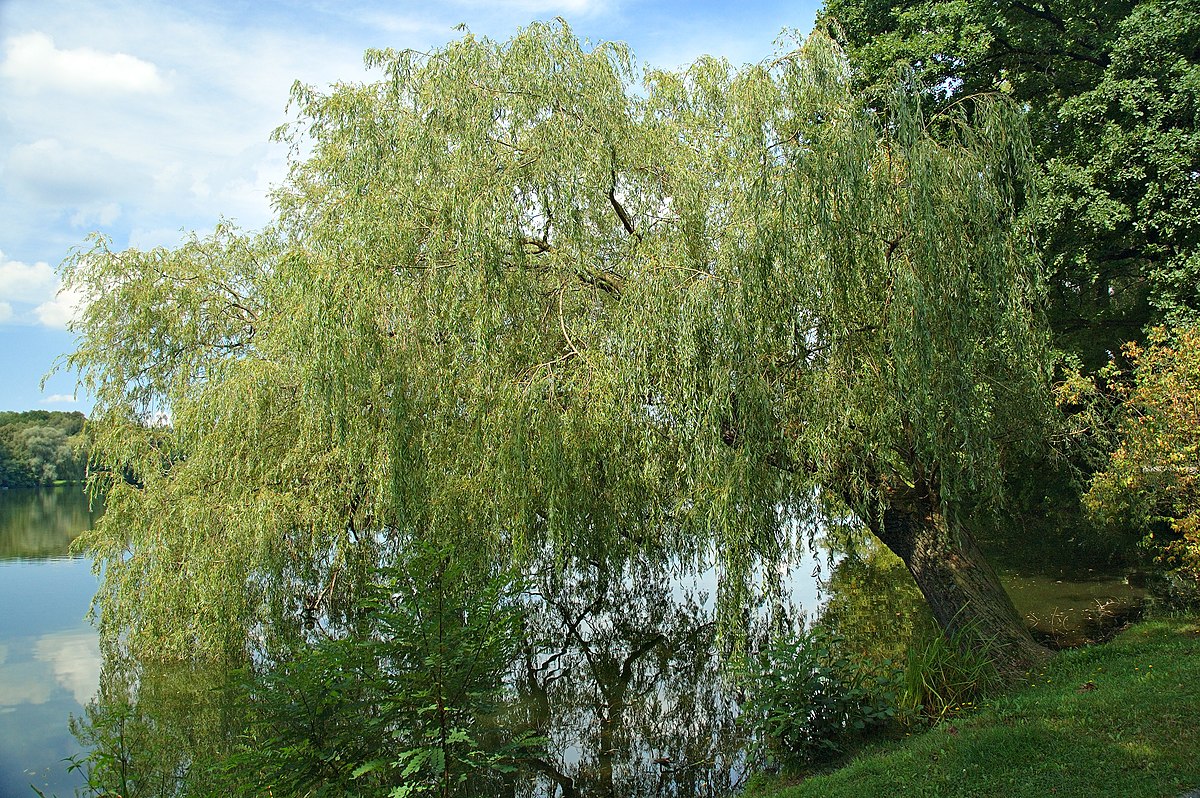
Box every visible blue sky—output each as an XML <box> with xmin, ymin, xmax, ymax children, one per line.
<box><xmin>0</xmin><ymin>0</ymin><xmax>820</xmax><ymax>412</ymax></box>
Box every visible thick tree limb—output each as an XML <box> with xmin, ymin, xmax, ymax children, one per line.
<box><xmin>609</xmin><ymin>186</ymin><xmax>637</xmax><ymax>237</ymax></box>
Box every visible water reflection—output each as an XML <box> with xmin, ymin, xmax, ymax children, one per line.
<box><xmin>0</xmin><ymin>486</ymin><xmax>101</xmax><ymax>560</ymax></box>
<box><xmin>62</xmin><ymin>534</ymin><xmax>1148</xmax><ymax>796</ymax></box>
<box><xmin>818</xmin><ymin>543</ymin><xmax>929</xmax><ymax>666</ymax></box>
<box><xmin>0</xmin><ymin>629</ymin><xmax>101</xmax><ymax>710</ymax></box>
<box><xmin>68</xmin><ymin>546</ymin><xmax>815</xmax><ymax>798</ymax></box>
<box><xmin>69</xmin><ymin>640</ymin><xmax>241</xmax><ymax>798</ymax></box>
<box><xmin>510</xmin><ymin>555</ymin><xmax>766</xmax><ymax>796</ymax></box>
<box><xmin>1002</xmin><ymin>568</ymin><xmax>1146</xmax><ymax>647</ymax></box>
<box><xmin>36</xmin><ymin>629</ymin><xmax>104</xmax><ymax>706</ymax></box>
<box><xmin>0</xmin><ymin>486</ymin><xmax>100</xmax><ymax>798</ymax></box>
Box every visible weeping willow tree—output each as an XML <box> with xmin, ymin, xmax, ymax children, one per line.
<box><xmin>63</xmin><ymin>22</ymin><xmax>1052</xmax><ymax>669</ymax></box>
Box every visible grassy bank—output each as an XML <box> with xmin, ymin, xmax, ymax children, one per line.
<box><xmin>748</xmin><ymin>616</ymin><xmax>1200</xmax><ymax>798</ymax></box>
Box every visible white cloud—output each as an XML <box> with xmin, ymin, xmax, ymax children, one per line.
<box><xmin>34</xmin><ymin>285</ymin><xmax>87</xmax><ymax>329</ymax></box>
<box><xmin>0</xmin><ymin>251</ymin><xmax>58</xmax><ymax>304</ymax></box>
<box><xmin>1</xmin><ymin>31</ymin><xmax>167</xmax><ymax>95</ymax></box>
<box><xmin>351</xmin><ymin>9</ymin><xmax>450</xmax><ymax>35</ymax></box>
<box><xmin>41</xmin><ymin>393</ymin><xmax>78</xmax><ymax>404</ymax></box>
<box><xmin>0</xmin><ymin>250</ymin><xmax>88</xmax><ymax>329</ymax></box>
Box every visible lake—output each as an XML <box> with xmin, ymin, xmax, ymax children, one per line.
<box><xmin>0</xmin><ymin>486</ymin><xmax>101</xmax><ymax>798</ymax></box>
<box><xmin>0</xmin><ymin>488</ymin><xmax>1147</xmax><ymax>797</ymax></box>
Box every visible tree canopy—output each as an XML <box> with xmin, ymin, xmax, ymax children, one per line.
<box><xmin>819</xmin><ymin>0</ymin><xmax>1200</xmax><ymax>368</ymax></box>
<box><xmin>64</xmin><ymin>24</ymin><xmax>1051</xmax><ymax>667</ymax></box>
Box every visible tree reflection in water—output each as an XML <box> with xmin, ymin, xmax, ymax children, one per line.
<box><xmin>68</xmin><ymin>636</ymin><xmax>243</xmax><ymax>798</ymax></box>
<box><xmin>69</xmin><ymin>546</ymin><xmax>813</xmax><ymax>797</ymax></box>
<box><xmin>66</xmin><ymin>536</ymin><xmax>1145</xmax><ymax>795</ymax></box>
<box><xmin>509</xmin><ymin>552</ymin><xmax>776</xmax><ymax>797</ymax></box>
<box><xmin>818</xmin><ymin>541</ymin><xmax>930</xmax><ymax>668</ymax></box>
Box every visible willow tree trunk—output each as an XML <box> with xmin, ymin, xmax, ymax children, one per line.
<box><xmin>874</xmin><ymin>498</ymin><xmax>1051</xmax><ymax>674</ymax></box>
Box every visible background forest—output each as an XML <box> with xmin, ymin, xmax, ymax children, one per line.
<box><xmin>0</xmin><ymin>410</ymin><xmax>88</xmax><ymax>488</ymax></box>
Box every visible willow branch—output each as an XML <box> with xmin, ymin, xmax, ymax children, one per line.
<box><xmin>558</xmin><ymin>288</ymin><xmax>581</xmax><ymax>359</ymax></box>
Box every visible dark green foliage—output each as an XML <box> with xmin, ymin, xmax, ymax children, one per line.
<box><xmin>0</xmin><ymin>427</ymin><xmax>37</xmax><ymax>487</ymax></box>
<box><xmin>819</xmin><ymin>0</ymin><xmax>1200</xmax><ymax>571</ymax></box>
<box><xmin>0</xmin><ymin>409</ymin><xmax>86</xmax><ymax>433</ymax></box>
<box><xmin>741</xmin><ymin>625</ymin><xmax>901</xmax><ymax>766</ymax></box>
<box><xmin>229</xmin><ymin>542</ymin><xmax>538</xmax><ymax>797</ymax></box>
<box><xmin>0</xmin><ymin>410</ymin><xmax>87</xmax><ymax>487</ymax></box>
<box><xmin>820</xmin><ymin>0</ymin><xmax>1200</xmax><ymax>369</ymax></box>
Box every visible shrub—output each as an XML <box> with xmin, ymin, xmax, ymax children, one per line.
<box><xmin>227</xmin><ymin>543</ymin><xmax>540</xmax><ymax>797</ymax></box>
<box><xmin>1086</xmin><ymin>326</ymin><xmax>1200</xmax><ymax>584</ymax></box>
<box><xmin>741</xmin><ymin>625</ymin><xmax>900</xmax><ymax>766</ymax></box>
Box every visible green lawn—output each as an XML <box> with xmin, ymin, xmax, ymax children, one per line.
<box><xmin>748</xmin><ymin>617</ymin><xmax>1200</xmax><ymax>798</ymax></box>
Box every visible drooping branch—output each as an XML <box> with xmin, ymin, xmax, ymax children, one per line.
<box><xmin>520</xmin><ymin>235</ymin><xmax>625</xmax><ymax>297</ymax></box>
<box><xmin>577</xmin><ymin>267</ymin><xmax>624</xmax><ymax>298</ymax></box>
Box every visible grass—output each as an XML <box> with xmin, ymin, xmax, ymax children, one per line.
<box><xmin>746</xmin><ymin>616</ymin><xmax>1200</xmax><ymax>798</ymax></box>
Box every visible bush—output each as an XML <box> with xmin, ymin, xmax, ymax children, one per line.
<box><xmin>1086</xmin><ymin>326</ymin><xmax>1200</xmax><ymax>584</ymax></box>
<box><xmin>741</xmin><ymin>625</ymin><xmax>900</xmax><ymax>766</ymax></box>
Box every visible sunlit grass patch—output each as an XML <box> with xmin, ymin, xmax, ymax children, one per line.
<box><xmin>748</xmin><ymin>615</ymin><xmax>1200</xmax><ymax>798</ymax></box>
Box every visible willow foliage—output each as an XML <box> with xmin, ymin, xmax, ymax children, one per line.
<box><xmin>63</xmin><ymin>23</ymin><xmax>1050</xmax><ymax>660</ymax></box>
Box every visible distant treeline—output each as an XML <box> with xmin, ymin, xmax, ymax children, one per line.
<box><xmin>0</xmin><ymin>410</ymin><xmax>88</xmax><ymax>488</ymax></box>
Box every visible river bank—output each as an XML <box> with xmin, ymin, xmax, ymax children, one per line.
<box><xmin>747</xmin><ymin>615</ymin><xmax>1200</xmax><ymax>798</ymax></box>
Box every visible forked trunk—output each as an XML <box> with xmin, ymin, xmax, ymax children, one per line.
<box><xmin>875</xmin><ymin>498</ymin><xmax>1051</xmax><ymax>674</ymax></box>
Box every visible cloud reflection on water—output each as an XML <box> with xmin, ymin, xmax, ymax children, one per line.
<box><xmin>0</xmin><ymin>627</ymin><xmax>100</xmax><ymax>708</ymax></box>
<box><xmin>35</xmin><ymin>627</ymin><xmax>102</xmax><ymax>706</ymax></box>
<box><xmin>0</xmin><ymin>657</ymin><xmax>54</xmax><ymax>706</ymax></box>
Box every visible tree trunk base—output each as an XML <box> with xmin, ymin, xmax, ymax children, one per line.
<box><xmin>876</xmin><ymin>503</ymin><xmax>1052</xmax><ymax>675</ymax></box>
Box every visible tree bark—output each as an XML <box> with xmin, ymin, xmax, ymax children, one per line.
<box><xmin>874</xmin><ymin>497</ymin><xmax>1051</xmax><ymax>674</ymax></box>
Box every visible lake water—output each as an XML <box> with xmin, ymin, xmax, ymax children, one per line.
<box><xmin>0</xmin><ymin>486</ymin><xmax>101</xmax><ymax>798</ymax></box>
<box><xmin>0</xmin><ymin>488</ymin><xmax>1147</xmax><ymax>797</ymax></box>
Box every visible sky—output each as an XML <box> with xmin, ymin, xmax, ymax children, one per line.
<box><xmin>0</xmin><ymin>0</ymin><xmax>820</xmax><ymax>412</ymax></box>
